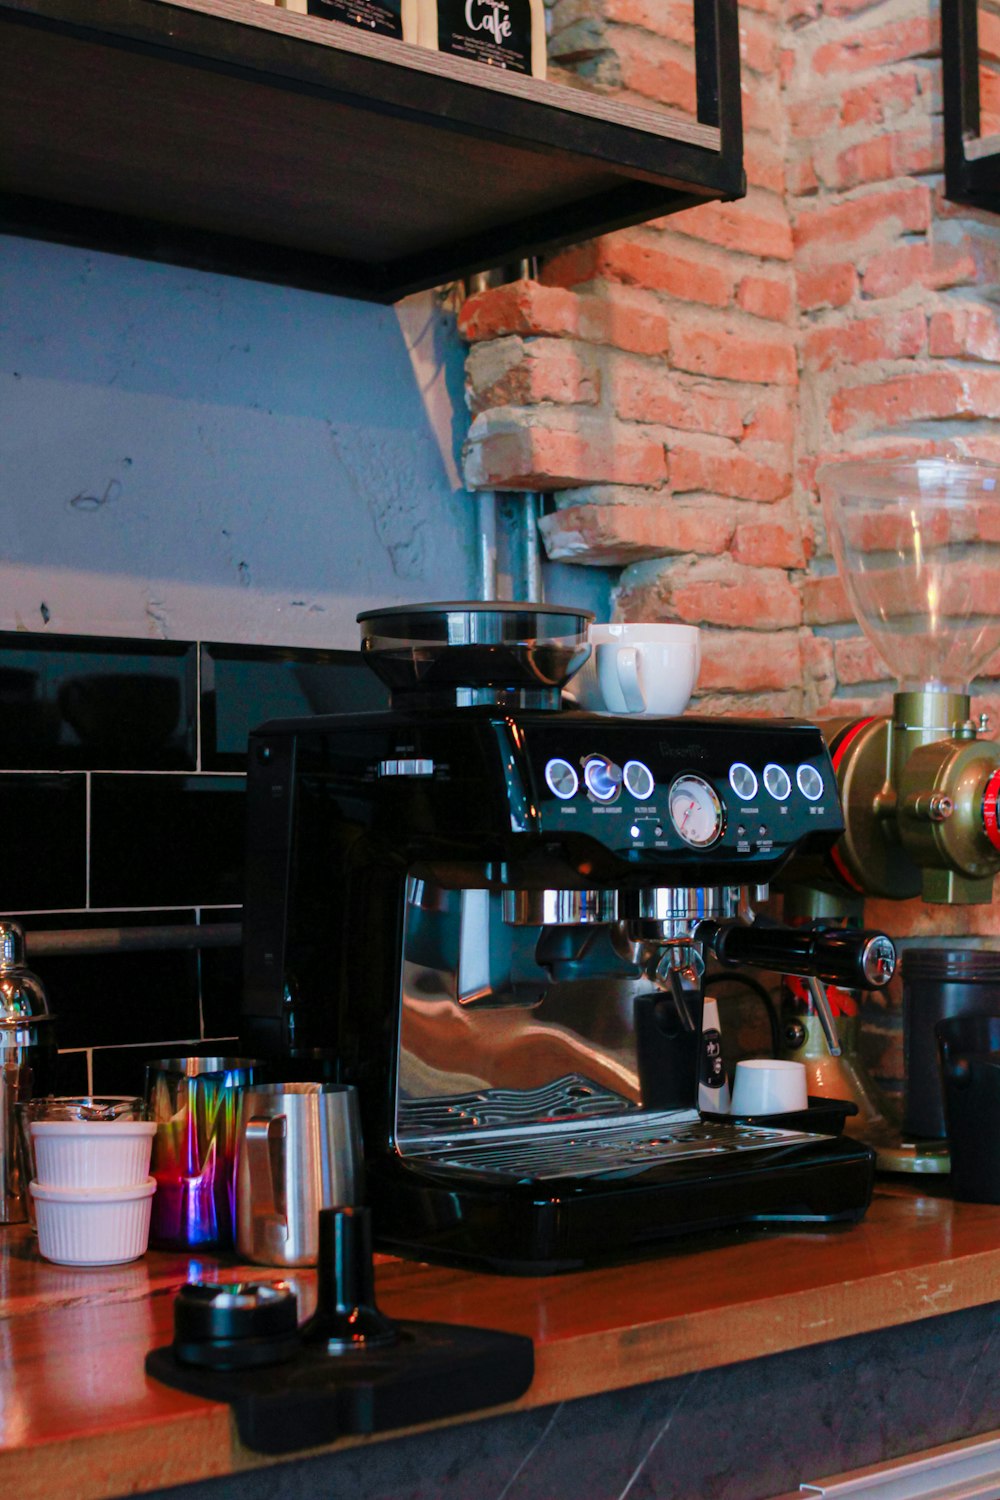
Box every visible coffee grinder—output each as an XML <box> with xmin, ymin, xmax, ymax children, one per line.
<box><xmin>779</xmin><ymin>458</ymin><xmax>1000</xmax><ymax>1169</ymax></box>
<box><xmin>240</xmin><ymin>601</ymin><xmax>899</xmax><ymax>1272</ymax></box>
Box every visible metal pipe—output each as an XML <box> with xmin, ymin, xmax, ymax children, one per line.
<box><xmin>23</xmin><ymin>923</ymin><xmax>242</xmax><ymax>958</ymax></box>
<box><xmin>476</xmin><ymin>489</ymin><xmax>499</xmax><ymax>600</ymax></box>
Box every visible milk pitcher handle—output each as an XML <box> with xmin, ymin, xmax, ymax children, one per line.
<box><xmin>246</xmin><ymin>1114</ymin><xmax>288</xmax><ymax>1239</ymax></box>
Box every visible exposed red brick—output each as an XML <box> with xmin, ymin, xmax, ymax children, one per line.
<box><xmin>539</xmin><ymin>501</ymin><xmax>732</xmax><ymax>565</ymax></box>
<box><xmin>610</xmin><ymin>359</ymin><xmax>744</xmax><ymax>436</ymax></box>
<box><xmin>601</xmin><ymin>0</ymin><xmax>694</xmax><ymax>43</ymax></box>
<box><xmin>818</xmin><ymin>125</ymin><xmax>938</xmax><ymax>192</ymax></box>
<box><xmin>465</xmin><ymin>337</ymin><xmax>600</xmax><ymax>413</ymax></box>
<box><xmin>617</xmin><ymin>558</ymin><xmax>802</xmax><ymax>629</ymax></box>
<box><xmin>744</xmin><ymin>137</ymin><xmax>786</xmax><ymax>196</ymax></box>
<box><xmin>788</xmin><ymin>99</ymin><xmax>840</xmax><ymax>138</ymax></box>
<box><xmin>810</xmin><ymin>16</ymin><xmax>936</xmax><ymax>76</ymax></box>
<box><xmin>742</xmin><ymin>398</ymin><xmax>796</xmax><ymax>445</ymax></box>
<box><xmin>840</xmin><ymin>69</ymin><xmax>921</xmax><ymax>125</ymax></box>
<box><xmin>834</xmin><ymin>635</ymin><xmax>894</xmax><ymax>685</ymax></box>
<box><xmin>737</xmin><ymin>273</ymin><xmax>794</xmax><ymax>322</ymax></box>
<box><xmin>829</xmin><ymin>368</ymin><xmax>1000</xmax><ymax>434</ymax></box>
<box><xmin>698</xmin><ymin>630</ymin><xmax>802</xmax><ymax>690</ymax></box>
<box><xmin>669</xmin><ymin>442</ymin><xmax>792</xmax><ymax>502</ymax></box>
<box><xmin>459</xmin><ymin>281</ymin><xmax>579</xmax><ymax>342</ymax></box>
<box><xmin>864</xmin><ymin>893</ymin><xmax>1000</xmax><ymax>937</ymax></box>
<box><xmin>691</xmin><ymin>689</ymin><xmax>804</xmax><ymax>717</ymax></box>
<box><xmin>731</xmin><ymin>518</ymin><xmax>807</xmax><ymax>567</ymax></box>
<box><xmin>928</xmin><ymin>306</ymin><xmax>1000</xmax><ymax>362</ymax></box>
<box><xmin>786</xmin><ymin>156</ymin><xmax>819</xmax><ymax>197</ymax></box>
<box><xmin>800</xmin><ymin>573</ymin><xmax>854</xmax><ymax>626</ymax></box>
<box><xmin>541</xmin><ymin>236</ymin><xmax>732</xmax><ymax>307</ymax></box>
<box><xmin>794</xmin><ymin>185</ymin><xmax>931</xmax><ymax>254</ymax></box>
<box><xmin>803</xmin><ymin>308</ymin><xmax>926</xmax><ymax>372</ymax></box>
<box><xmin>612</xmin><ymin>28</ymin><xmax>697</xmax><ymax>112</ymax></box>
<box><xmin>796</xmin><ymin>263</ymin><xmax>859</xmax><ymax>310</ymax></box>
<box><xmin>463</xmin><ymin>412</ymin><xmax>667</xmax><ymax>490</ymax></box>
<box><xmin>671</xmin><ymin>323</ymin><xmax>798</xmax><ymax>385</ymax></box>
<box><xmin>675</xmin><ymin>197</ymin><xmax>794</xmax><ymax>261</ymax></box>
<box><xmin>861</xmin><ymin>240</ymin><xmax>978</xmax><ymax>298</ymax></box>
<box><xmin>739</xmin><ymin>17</ymin><xmax>779</xmax><ymax>75</ymax></box>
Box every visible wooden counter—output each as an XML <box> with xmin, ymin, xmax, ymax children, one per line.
<box><xmin>2</xmin><ymin>1180</ymin><xmax>1000</xmax><ymax>1500</ymax></box>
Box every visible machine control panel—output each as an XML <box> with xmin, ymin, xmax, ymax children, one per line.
<box><xmin>529</xmin><ymin>717</ymin><xmax>843</xmax><ymax>876</ymax></box>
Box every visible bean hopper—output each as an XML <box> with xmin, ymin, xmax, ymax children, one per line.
<box><xmin>242</xmin><ymin>601</ymin><xmax>894</xmax><ymax>1272</ymax></box>
<box><xmin>782</xmin><ymin>458</ymin><xmax>1000</xmax><ymax>1169</ymax></box>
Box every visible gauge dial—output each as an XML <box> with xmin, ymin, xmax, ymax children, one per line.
<box><xmin>668</xmin><ymin>774</ymin><xmax>725</xmax><ymax>847</ymax></box>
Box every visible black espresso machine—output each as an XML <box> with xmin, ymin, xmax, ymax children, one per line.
<box><xmin>241</xmin><ymin>602</ymin><xmax>895</xmax><ymax>1273</ymax></box>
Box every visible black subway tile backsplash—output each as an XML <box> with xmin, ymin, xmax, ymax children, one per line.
<box><xmin>0</xmin><ymin>773</ymin><xmax>87</xmax><ymax>910</ymax></box>
<box><xmin>199</xmin><ymin>907</ymin><xmax>244</xmax><ymax>1041</ymax></box>
<box><xmin>200</xmin><ymin>640</ymin><xmax>387</xmax><ymax>770</ymax></box>
<box><xmin>20</xmin><ymin>910</ymin><xmax>201</xmax><ymax>1049</ymax></box>
<box><xmin>0</xmin><ymin>630</ymin><xmax>374</xmax><ymax>1074</ymax></box>
<box><xmin>0</xmin><ymin>630</ymin><xmax>196</xmax><ymax>770</ymax></box>
<box><xmin>90</xmin><ymin>774</ymin><xmax>246</xmax><ymax>908</ymax></box>
<box><xmin>91</xmin><ymin>1039</ymin><xmax>207</xmax><ymax>1100</ymax></box>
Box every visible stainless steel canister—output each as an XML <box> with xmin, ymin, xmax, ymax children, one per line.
<box><xmin>0</xmin><ymin>922</ymin><xmax>56</xmax><ymax>1224</ymax></box>
<box><xmin>235</xmin><ymin>1082</ymin><xmax>364</xmax><ymax>1267</ymax></box>
<box><xmin>145</xmin><ymin>1056</ymin><xmax>256</xmax><ymax>1249</ymax></box>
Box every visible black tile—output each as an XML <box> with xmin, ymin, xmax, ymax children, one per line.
<box><xmin>91</xmin><ymin>1040</ymin><xmax>203</xmax><ymax>1100</ymax></box>
<box><xmin>53</xmin><ymin>1050</ymin><xmax>90</xmax><ymax>1095</ymax></box>
<box><xmin>0</xmin><ymin>774</ymin><xmax>87</xmax><ymax>910</ymax></box>
<box><xmin>0</xmin><ymin>630</ymin><xmax>196</xmax><ymax>770</ymax></box>
<box><xmin>90</xmin><ymin>775</ymin><xmax>246</xmax><ymax>907</ymax></box>
<box><xmin>201</xmin><ymin>642</ymin><xmax>388</xmax><ymax>770</ymax></box>
<box><xmin>199</xmin><ymin>908</ymin><xmax>244</xmax><ymax>1041</ymax></box>
<box><xmin>19</xmin><ymin>910</ymin><xmax>201</xmax><ymax>1049</ymax></box>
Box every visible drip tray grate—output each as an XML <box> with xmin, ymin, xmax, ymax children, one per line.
<box><xmin>407</xmin><ymin>1117</ymin><xmax>819</xmax><ymax>1182</ymax></box>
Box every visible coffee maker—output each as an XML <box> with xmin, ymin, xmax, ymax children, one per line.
<box><xmin>241</xmin><ymin>602</ymin><xmax>894</xmax><ymax>1273</ymax></box>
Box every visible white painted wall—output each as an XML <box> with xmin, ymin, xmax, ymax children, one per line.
<box><xmin>0</xmin><ymin>236</ymin><xmax>611</xmax><ymax>646</ymax></box>
<box><xmin>0</xmin><ymin>236</ymin><xmax>481</xmax><ymax>647</ymax></box>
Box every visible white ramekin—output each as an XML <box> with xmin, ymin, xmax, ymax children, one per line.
<box><xmin>30</xmin><ymin>1120</ymin><xmax>156</xmax><ymax>1189</ymax></box>
<box><xmin>29</xmin><ymin>1178</ymin><xmax>157</xmax><ymax>1265</ymax></box>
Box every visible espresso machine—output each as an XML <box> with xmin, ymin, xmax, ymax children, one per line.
<box><xmin>241</xmin><ymin>601</ymin><xmax>895</xmax><ymax>1272</ymax></box>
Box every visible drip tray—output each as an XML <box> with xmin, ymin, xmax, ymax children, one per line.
<box><xmin>407</xmin><ymin>1117</ymin><xmax>820</xmax><ymax>1182</ymax></box>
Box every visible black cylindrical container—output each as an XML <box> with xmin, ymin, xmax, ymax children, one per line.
<box><xmin>903</xmin><ymin>947</ymin><xmax>1000</xmax><ymax>1139</ymax></box>
<box><xmin>936</xmin><ymin>1014</ymin><xmax>1000</xmax><ymax>1203</ymax></box>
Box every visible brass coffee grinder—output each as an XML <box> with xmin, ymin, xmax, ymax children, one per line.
<box><xmin>779</xmin><ymin>458</ymin><xmax>1000</xmax><ymax>1168</ymax></box>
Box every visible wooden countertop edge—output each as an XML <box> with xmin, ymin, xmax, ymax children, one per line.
<box><xmin>7</xmin><ymin>1244</ymin><xmax>994</xmax><ymax>1500</ymax></box>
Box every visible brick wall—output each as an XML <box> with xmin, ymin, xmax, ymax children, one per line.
<box><xmin>462</xmin><ymin>0</ymin><xmax>1000</xmax><ymax>1088</ymax></box>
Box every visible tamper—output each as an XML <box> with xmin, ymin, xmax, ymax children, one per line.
<box><xmin>303</xmin><ymin>1205</ymin><xmax>397</xmax><ymax>1353</ymax></box>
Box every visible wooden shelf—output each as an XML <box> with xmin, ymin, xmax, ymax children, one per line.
<box><xmin>0</xmin><ymin>0</ymin><xmax>744</xmax><ymax>301</ymax></box>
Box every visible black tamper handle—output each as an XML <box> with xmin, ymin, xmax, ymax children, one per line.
<box><xmin>303</xmin><ymin>1206</ymin><xmax>398</xmax><ymax>1354</ymax></box>
<box><xmin>703</xmin><ymin>921</ymin><xmax>897</xmax><ymax>990</ymax></box>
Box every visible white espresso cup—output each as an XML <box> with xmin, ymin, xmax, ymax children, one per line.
<box><xmin>730</xmin><ymin>1059</ymin><xmax>809</xmax><ymax>1117</ymax></box>
<box><xmin>571</xmin><ymin>622</ymin><xmax>700</xmax><ymax>716</ymax></box>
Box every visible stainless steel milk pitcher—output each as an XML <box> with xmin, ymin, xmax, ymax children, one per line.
<box><xmin>235</xmin><ymin>1082</ymin><xmax>364</xmax><ymax>1266</ymax></box>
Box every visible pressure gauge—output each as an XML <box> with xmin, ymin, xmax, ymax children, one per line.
<box><xmin>668</xmin><ymin>774</ymin><xmax>725</xmax><ymax>847</ymax></box>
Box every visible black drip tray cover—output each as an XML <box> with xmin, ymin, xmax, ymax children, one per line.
<box><xmin>145</xmin><ymin>1320</ymin><xmax>534</xmax><ymax>1454</ymax></box>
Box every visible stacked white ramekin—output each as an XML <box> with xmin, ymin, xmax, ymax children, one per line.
<box><xmin>23</xmin><ymin>1098</ymin><xmax>157</xmax><ymax>1265</ymax></box>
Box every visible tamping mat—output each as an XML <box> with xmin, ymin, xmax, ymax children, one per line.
<box><xmin>146</xmin><ymin>1320</ymin><xmax>535</xmax><ymax>1454</ymax></box>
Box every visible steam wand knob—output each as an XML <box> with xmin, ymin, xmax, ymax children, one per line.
<box><xmin>302</xmin><ymin>1206</ymin><xmax>398</xmax><ymax>1355</ymax></box>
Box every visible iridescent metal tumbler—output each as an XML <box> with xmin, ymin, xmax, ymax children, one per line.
<box><xmin>145</xmin><ymin>1057</ymin><xmax>255</xmax><ymax>1250</ymax></box>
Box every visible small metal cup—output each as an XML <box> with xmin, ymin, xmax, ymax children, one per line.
<box><xmin>145</xmin><ymin>1057</ymin><xmax>256</xmax><ymax>1250</ymax></box>
<box><xmin>235</xmin><ymin>1082</ymin><xmax>364</xmax><ymax>1268</ymax></box>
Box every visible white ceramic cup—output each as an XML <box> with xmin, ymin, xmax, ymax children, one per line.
<box><xmin>30</xmin><ymin>1177</ymin><xmax>157</xmax><ymax>1266</ymax></box>
<box><xmin>730</xmin><ymin>1059</ymin><xmax>809</xmax><ymax>1117</ymax></box>
<box><xmin>571</xmin><ymin>623</ymin><xmax>700</xmax><ymax>716</ymax></box>
<box><xmin>30</xmin><ymin>1120</ymin><xmax>156</xmax><ymax>1190</ymax></box>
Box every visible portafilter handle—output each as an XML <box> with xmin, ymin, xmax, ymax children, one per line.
<box><xmin>698</xmin><ymin>921</ymin><xmax>897</xmax><ymax>1058</ymax></box>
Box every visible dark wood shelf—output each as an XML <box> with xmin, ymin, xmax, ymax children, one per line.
<box><xmin>0</xmin><ymin>0</ymin><xmax>744</xmax><ymax>301</ymax></box>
